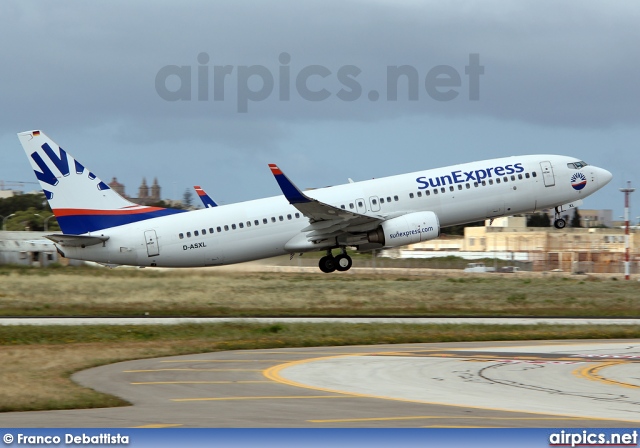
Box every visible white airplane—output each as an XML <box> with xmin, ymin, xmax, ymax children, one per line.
<box><xmin>18</xmin><ymin>130</ymin><xmax>612</xmax><ymax>273</ymax></box>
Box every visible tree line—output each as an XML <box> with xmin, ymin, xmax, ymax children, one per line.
<box><xmin>0</xmin><ymin>193</ymin><xmax>60</xmax><ymax>231</ymax></box>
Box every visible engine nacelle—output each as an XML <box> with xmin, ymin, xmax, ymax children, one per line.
<box><xmin>367</xmin><ymin>211</ymin><xmax>440</xmax><ymax>248</ymax></box>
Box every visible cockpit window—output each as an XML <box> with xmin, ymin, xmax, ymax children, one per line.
<box><xmin>567</xmin><ymin>161</ymin><xmax>588</xmax><ymax>169</ymax></box>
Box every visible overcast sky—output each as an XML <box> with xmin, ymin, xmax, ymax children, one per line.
<box><xmin>1</xmin><ymin>1</ymin><xmax>638</xmax><ymax>217</ymax></box>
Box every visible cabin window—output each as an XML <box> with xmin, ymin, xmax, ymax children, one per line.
<box><xmin>440</xmin><ymin>187</ymin><xmax>445</xmax><ymax>193</ymax></box>
<box><xmin>525</xmin><ymin>173</ymin><xmax>530</xmax><ymax>179</ymax></box>
<box><xmin>409</xmin><ymin>193</ymin><xmax>414</xmax><ymax>199</ymax></box>
<box><xmin>380</xmin><ymin>198</ymin><xmax>385</xmax><ymax>203</ymax></box>
<box><xmin>511</xmin><ymin>175</ymin><xmax>516</xmax><ymax>181</ymax></box>
<box><xmin>433</xmin><ymin>189</ymin><xmax>438</xmax><ymax>195</ymax></box>
<box><xmin>202</xmin><ymin>229</ymin><xmax>207</xmax><ymax>234</ymax></box>
<box><xmin>279</xmin><ymin>216</ymin><xmax>284</xmax><ymax>221</ymax></box>
<box><xmin>224</xmin><ymin>225</ymin><xmax>229</xmax><ymax>231</ymax></box>
<box><xmin>287</xmin><ymin>214</ymin><xmax>292</xmax><ymax>220</ymax></box>
<box><xmin>239</xmin><ymin>223</ymin><xmax>244</xmax><ymax>229</ymax></box>
<box><xmin>458</xmin><ymin>185</ymin><xmax>462</xmax><ymax>190</ymax></box>
<box><xmin>254</xmin><ymin>220</ymin><xmax>259</xmax><ymax>226</ymax></box>
<box><xmin>217</xmin><ymin>226</ymin><xmax>222</xmax><ymax>232</ymax></box>
<box><xmin>295</xmin><ymin>213</ymin><xmax>300</xmax><ymax>218</ymax></box>
<box><xmin>466</xmin><ymin>183</ymin><xmax>470</xmax><ymax>189</ymax></box>
<box><xmin>496</xmin><ymin>178</ymin><xmax>501</xmax><ymax>184</ymax></box>
<box><xmin>231</xmin><ymin>224</ymin><xmax>237</xmax><ymax>230</ymax></box>
<box><xmin>179</xmin><ymin>233</ymin><xmax>184</xmax><ymax>239</ymax></box>
<box><xmin>532</xmin><ymin>172</ymin><xmax>537</xmax><ymax>178</ymax></box>
<box><xmin>417</xmin><ymin>191</ymin><xmax>422</xmax><ymax>197</ymax></box>
<box><xmin>194</xmin><ymin>230</ymin><xmax>199</xmax><ymax>236</ymax></box>
<box><xmin>271</xmin><ymin>217</ymin><xmax>276</xmax><ymax>223</ymax></box>
<box><xmin>209</xmin><ymin>227</ymin><xmax>214</xmax><ymax>233</ymax></box>
<box><xmin>340</xmin><ymin>205</ymin><xmax>345</xmax><ymax>209</ymax></box>
<box><xmin>503</xmin><ymin>176</ymin><xmax>508</xmax><ymax>182</ymax></box>
<box><xmin>474</xmin><ymin>182</ymin><xmax>479</xmax><ymax>187</ymax></box>
<box><xmin>481</xmin><ymin>181</ymin><xmax>486</xmax><ymax>186</ymax></box>
<box><xmin>358</xmin><ymin>201</ymin><xmax>364</xmax><ymax>207</ymax></box>
<box><xmin>518</xmin><ymin>174</ymin><xmax>523</xmax><ymax>180</ymax></box>
<box><xmin>394</xmin><ymin>195</ymin><xmax>399</xmax><ymax>201</ymax></box>
<box><xmin>372</xmin><ymin>199</ymin><xmax>378</xmax><ymax>204</ymax></box>
<box><xmin>349</xmin><ymin>203</ymin><xmax>354</xmax><ymax>209</ymax></box>
<box><xmin>246</xmin><ymin>221</ymin><xmax>251</xmax><ymax>227</ymax></box>
<box><xmin>425</xmin><ymin>190</ymin><xmax>431</xmax><ymax>196</ymax></box>
<box><xmin>387</xmin><ymin>197</ymin><xmax>392</xmax><ymax>202</ymax></box>
<box><xmin>449</xmin><ymin>186</ymin><xmax>454</xmax><ymax>192</ymax></box>
<box><xmin>263</xmin><ymin>218</ymin><xmax>268</xmax><ymax>224</ymax></box>
<box><xmin>488</xmin><ymin>179</ymin><xmax>493</xmax><ymax>185</ymax></box>
<box><xmin>186</xmin><ymin>232</ymin><xmax>192</xmax><ymax>237</ymax></box>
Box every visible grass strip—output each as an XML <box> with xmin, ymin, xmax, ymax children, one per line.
<box><xmin>1</xmin><ymin>267</ymin><xmax>639</xmax><ymax>317</ymax></box>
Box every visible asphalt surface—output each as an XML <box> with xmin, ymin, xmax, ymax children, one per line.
<box><xmin>1</xmin><ymin>340</ymin><xmax>639</xmax><ymax>428</ymax></box>
<box><xmin>2</xmin><ymin>317</ymin><xmax>640</xmax><ymax>325</ymax></box>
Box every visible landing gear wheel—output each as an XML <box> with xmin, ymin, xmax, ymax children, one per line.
<box><xmin>319</xmin><ymin>255</ymin><xmax>337</xmax><ymax>273</ymax></box>
<box><xmin>335</xmin><ymin>253</ymin><xmax>353</xmax><ymax>272</ymax></box>
<box><xmin>554</xmin><ymin>219</ymin><xmax>566</xmax><ymax>229</ymax></box>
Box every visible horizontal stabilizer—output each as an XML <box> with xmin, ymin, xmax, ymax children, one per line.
<box><xmin>46</xmin><ymin>234</ymin><xmax>110</xmax><ymax>247</ymax></box>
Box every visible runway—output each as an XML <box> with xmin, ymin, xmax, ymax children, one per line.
<box><xmin>2</xmin><ymin>317</ymin><xmax>640</xmax><ymax>325</ymax></box>
<box><xmin>1</xmin><ymin>339</ymin><xmax>640</xmax><ymax>427</ymax></box>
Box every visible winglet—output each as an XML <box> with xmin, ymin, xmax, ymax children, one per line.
<box><xmin>194</xmin><ymin>185</ymin><xmax>218</xmax><ymax>208</ymax></box>
<box><xmin>268</xmin><ymin>164</ymin><xmax>311</xmax><ymax>204</ymax></box>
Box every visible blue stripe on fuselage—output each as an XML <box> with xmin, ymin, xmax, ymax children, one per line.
<box><xmin>56</xmin><ymin>208</ymin><xmax>187</xmax><ymax>234</ymax></box>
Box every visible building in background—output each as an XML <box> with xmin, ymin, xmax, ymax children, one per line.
<box><xmin>384</xmin><ymin>214</ymin><xmax>639</xmax><ymax>274</ymax></box>
<box><xmin>107</xmin><ymin>177</ymin><xmax>162</xmax><ymax>205</ymax></box>
<box><xmin>0</xmin><ymin>231</ymin><xmax>82</xmax><ymax>267</ymax></box>
<box><xmin>579</xmin><ymin>209</ymin><xmax>613</xmax><ymax>228</ymax></box>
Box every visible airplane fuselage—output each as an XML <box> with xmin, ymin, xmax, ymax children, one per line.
<box><xmin>59</xmin><ymin>154</ymin><xmax>607</xmax><ymax>268</ymax></box>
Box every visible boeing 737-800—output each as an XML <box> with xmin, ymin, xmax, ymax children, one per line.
<box><xmin>18</xmin><ymin>130</ymin><xmax>612</xmax><ymax>273</ymax></box>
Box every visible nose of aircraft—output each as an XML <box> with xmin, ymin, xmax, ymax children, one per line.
<box><xmin>597</xmin><ymin>167</ymin><xmax>613</xmax><ymax>187</ymax></box>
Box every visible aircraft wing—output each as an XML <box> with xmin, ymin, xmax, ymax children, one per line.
<box><xmin>268</xmin><ymin>164</ymin><xmax>382</xmax><ymax>243</ymax></box>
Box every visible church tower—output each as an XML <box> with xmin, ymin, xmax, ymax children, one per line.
<box><xmin>151</xmin><ymin>178</ymin><xmax>161</xmax><ymax>202</ymax></box>
<box><xmin>138</xmin><ymin>178</ymin><xmax>149</xmax><ymax>199</ymax></box>
<box><xmin>108</xmin><ymin>177</ymin><xmax>126</xmax><ymax>197</ymax></box>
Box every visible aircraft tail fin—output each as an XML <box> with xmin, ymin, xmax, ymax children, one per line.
<box><xmin>17</xmin><ymin>130</ymin><xmax>185</xmax><ymax>235</ymax></box>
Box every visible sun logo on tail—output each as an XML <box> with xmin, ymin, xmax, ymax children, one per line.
<box><xmin>571</xmin><ymin>172</ymin><xmax>587</xmax><ymax>191</ymax></box>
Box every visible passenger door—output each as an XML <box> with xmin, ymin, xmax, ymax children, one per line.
<box><xmin>144</xmin><ymin>230</ymin><xmax>159</xmax><ymax>257</ymax></box>
<box><xmin>540</xmin><ymin>161</ymin><xmax>555</xmax><ymax>187</ymax></box>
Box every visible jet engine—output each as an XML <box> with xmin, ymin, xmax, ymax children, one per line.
<box><xmin>367</xmin><ymin>211</ymin><xmax>440</xmax><ymax>248</ymax></box>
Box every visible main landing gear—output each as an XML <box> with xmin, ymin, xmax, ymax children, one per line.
<box><xmin>319</xmin><ymin>248</ymin><xmax>353</xmax><ymax>273</ymax></box>
<box><xmin>554</xmin><ymin>218</ymin><xmax>566</xmax><ymax>229</ymax></box>
<box><xmin>553</xmin><ymin>206</ymin><xmax>567</xmax><ymax>229</ymax></box>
